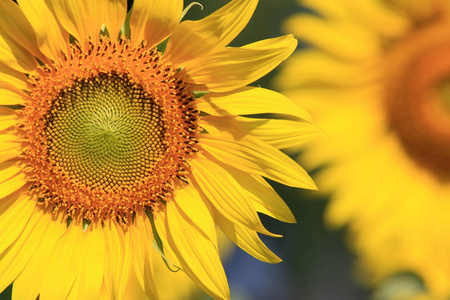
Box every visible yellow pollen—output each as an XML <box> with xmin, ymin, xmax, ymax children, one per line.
<box><xmin>19</xmin><ymin>37</ymin><xmax>199</xmax><ymax>223</ymax></box>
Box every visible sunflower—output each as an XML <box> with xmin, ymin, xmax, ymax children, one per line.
<box><xmin>0</xmin><ymin>0</ymin><xmax>318</xmax><ymax>299</ymax></box>
<box><xmin>275</xmin><ymin>0</ymin><xmax>450</xmax><ymax>298</ymax></box>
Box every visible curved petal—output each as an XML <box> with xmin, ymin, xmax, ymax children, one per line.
<box><xmin>130</xmin><ymin>0</ymin><xmax>183</xmax><ymax>48</ymax></box>
<box><xmin>190</xmin><ymin>156</ymin><xmax>279</xmax><ymax>237</ymax></box>
<box><xmin>128</xmin><ymin>210</ymin><xmax>158</xmax><ymax>300</ymax></box>
<box><xmin>213</xmin><ymin>163</ymin><xmax>296</xmax><ymax>224</ymax></box>
<box><xmin>152</xmin><ymin>208</ymin><xmax>181</xmax><ymax>269</ymax></box>
<box><xmin>181</xmin><ymin>35</ymin><xmax>297</xmax><ymax>93</ymax></box>
<box><xmin>71</xmin><ymin>222</ymin><xmax>105</xmax><ymax>300</ymax></box>
<box><xmin>200</xmin><ymin>115</ymin><xmax>321</xmax><ymax>149</ymax></box>
<box><xmin>105</xmin><ymin>0</ymin><xmax>127</xmax><ymax>40</ymax></box>
<box><xmin>40</xmin><ymin>220</ymin><xmax>84</xmax><ymax>300</ymax></box>
<box><xmin>200</xmin><ymin>132</ymin><xmax>317</xmax><ymax>189</ymax></box>
<box><xmin>165</xmin><ymin>0</ymin><xmax>258</xmax><ymax>66</ymax></box>
<box><xmin>17</xmin><ymin>0</ymin><xmax>69</xmax><ymax>61</ymax></box>
<box><xmin>0</xmin><ymin>88</ymin><xmax>26</xmax><ymax>106</ymax></box>
<box><xmin>0</xmin><ymin>0</ymin><xmax>44</xmax><ymax>62</ymax></box>
<box><xmin>0</xmin><ymin>34</ymin><xmax>37</xmax><ymax>73</ymax></box>
<box><xmin>214</xmin><ymin>208</ymin><xmax>281</xmax><ymax>264</ymax></box>
<box><xmin>0</xmin><ymin>107</ymin><xmax>19</xmax><ymax>132</ymax></box>
<box><xmin>103</xmin><ymin>220</ymin><xmax>132</xmax><ymax>300</ymax></box>
<box><xmin>165</xmin><ymin>199</ymin><xmax>230</xmax><ymax>300</ymax></box>
<box><xmin>45</xmin><ymin>0</ymin><xmax>107</xmax><ymax>44</ymax></box>
<box><xmin>197</xmin><ymin>86</ymin><xmax>312</xmax><ymax>122</ymax></box>
<box><xmin>0</xmin><ymin>62</ymin><xmax>29</xmax><ymax>91</ymax></box>
<box><xmin>12</xmin><ymin>211</ymin><xmax>67</xmax><ymax>300</ymax></box>
<box><xmin>0</xmin><ymin>135</ymin><xmax>22</xmax><ymax>153</ymax></box>
<box><xmin>174</xmin><ymin>184</ymin><xmax>217</xmax><ymax>244</ymax></box>
<box><xmin>0</xmin><ymin>192</ymin><xmax>35</xmax><ymax>256</ymax></box>
<box><xmin>0</xmin><ymin>171</ymin><xmax>28</xmax><ymax>199</ymax></box>
<box><xmin>0</xmin><ymin>207</ymin><xmax>49</xmax><ymax>293</ymax></box>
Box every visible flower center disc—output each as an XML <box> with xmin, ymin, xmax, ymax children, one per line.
<box><xmin>384</xmin><ymin>18</ymin><xmax>450</xmax><ymax>181</ymax></box>
<box><xmin>47</xmin><ymin>73</ymin><xmax>166</xmax><ymax>191</ymax></box>
<box><xmin>21</xmin><ymin>38</ymin><xmax>199</xmax><ymax>223</ymax></box>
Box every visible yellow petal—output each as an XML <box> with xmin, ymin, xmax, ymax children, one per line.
<box><xmin>0</xmin><ymin>62</ymin><xmax>29</xmax><ymax>90</ymax></box>
<box><xmin>214</xmin><ymin>208</ymin><xmax>281</xmax><ymax>264</ymax></box>
<box><xmin>174</xmin><ymin>184</ymin><xmax>217</xmax><ymax>244</ymax></box>
<box><xmin>165</xmin><ymin>0</ymin><xmax>258</xmax><ymax>66</ymax></box>
<box><xmin>0</xmin><ymin>1</ymin><xmax>44</xmax><ymax>62</ymax></box>
<box><xmin>301</xmin><ymin>0</ymin><xmax>351</xmax><ymax>20</ymax></box>
<box><xmin>12</xmin><ymin>211</ymin><xmax>67</xmax><ymax>300</ymax></box>
<box><xmin>284</xmin><ymin>14</ymin><xmax>380</xmax><ymax>62</ymax></box>
<box><xmin>0</xmin><ymin>88</ymin><xmax>26</xmax><ymax>106</ymax></box>
<box><xmin>105</xmin><ymin>0</ymin><xmax>127</xmax><ymax>40</ymax></box>
<box><xmin>0</xmin><ymin>192</ymin><xmax>35</xmax><ymax>256</ymax></box>
<box><xmin>152</xmin><ymin>208</ymin><xmax>181</xmax><ymax>268</ymax></box>
<box><xmin>0</xmin><ymin>165</ymin><xmax>22</xmax><ymax>182</ymax></box>
<box><xmin>46</xmin><ymin>0</ymin><xmax>107</xmax><ymax>44</ymax></box>
<box><xmin>165</xmin><ymin>199</ymin><xmax>230</xmax><ymax>300</ymax></box>
<box><xmin>74</xmin><ymin>222</ymin><xmax>105</xmax><ymax>300</ymax></box>
<box><xmin>181</xmin><ymin>35</ymin><xmax>297</xmax><ymax>93</ymax></box>
<box><xmin>40</xmin><ymin>220</ymin><xmax>84</xmax><ymax>300</ymax></box>
<box><xmin>128</xmin><ymin>210</ymin><xmax>158</xmax><ymax>300</ymax></box>
<box><xmin>103</xmin><ymin>220</ymin><xmax>132</xmax><ymax>300</ymax></box>
<box><xmin>0</xmin><ymin>107</ymin><xmax>19</xmax><ymax>132</ymax></box>
<box><xmin>0</xmin><ymin>170</ymin><xmax>27</xmax><ymax>201</ymax></box>
<box><xmin>273</xmin><ymin>50</ymin><xmax>380</xmax><ymax>89</ymax></box>
<box><xmin>124</xmin><ymin>266</ymin><xmax>151</xmax><ymax>300</ymax></box>
<box><xmin>200</xmin><ymin>115</ymin><xmax>321</xmax><ymax>149</ymax></box>
<box><xmin>197</xmin><ymin>86</ymin><xmax>312</xmax><ymax>122</ymax></box>
<box><xmin>0</xmin><ymin>135</ymin><xmax>21</xmax><ymax>153</ymax></box>
<box><xmin>200</xmin><ymin>132</ymin><xmax>317</xmax><ymax>189</ymax></box>
<box><xmin>216</xmin><ymin>164</ymin><xmax>296</xmax><ymax>224</ymax></box>
<box><xmin>0</xmin><ymin>207</ymin><xmax>49</xmax><ymax>293</ymax></box>
<box><xmin>130</xmin><ymin>0</ymin><xmax>183</xmax><ymax>48</ymax></box>
<box><xmin>0</xmin><ymin>34</ymin><xmax>37</xmax><ymax>73</ymax></box>
<box><xmin>17</xmin><ymin>0</ymin><xmax>69</xmax><ymax>61</ymax></box>
<box><xmin>191</xmin><ymin>156</ymin><xmax>278</xmax><ymax>237</ymax></box>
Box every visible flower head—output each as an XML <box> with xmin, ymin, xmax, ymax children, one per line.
<box><xmin>276</xmin><ymin>0</ymin><xmax>450</xmax><ymax>298</ymax></box>
<box><xmin>0</xmin><ymin>0</ymin><xmax>316</xmax><ymax>299</ymax></box>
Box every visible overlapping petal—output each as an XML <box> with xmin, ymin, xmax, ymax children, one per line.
<box><xmin>191</xmin><ymin>155</ymin><xmax>279</xmax><ymax>237</ymax></box>
<box><xmin>197</xmin><ymin>86</ymin><xmax>312</xmax><ymax>122</ymax></box>
<box><xmin>165</xmin><ymin>199</ymin><xmax>229</xmax><ymax>300</ymax></box>
<box><xmin>17</xmin><ymin>0</ymin><xmax>69</xmax><ymax>61</ymax></box>
<box><xmin>130</xmin><ymin>0</ymin><xmax>183</xmax><ymax>48</ymax></box>
<box><xmin>45</xmin><ymin>0</ymin><xmax>107</xmax><ymax>44</ymax></box>
<box><xmin>201</xmin><ymin>132</ymin><xmax>316</xmax><ymax>189</ymax></box>
<box><xmin>181</xmin><ymin>35</ymin><xmax>297</xmax><ymax>93</ymax></box>
<box><xmin>165</xmin><ymin>0</ymin><xmax>258</xmax><ymax>66</ymax></box>
<box><xmin>200</xmin><ymin>115</ymin><xmax>321</xmax><ymax>149</ymax></box>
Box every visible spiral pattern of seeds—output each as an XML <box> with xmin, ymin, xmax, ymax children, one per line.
<box><xmin>46</xmin><ymin>73</ymin><xmax>166</xmax><ymax>192</ymax></box>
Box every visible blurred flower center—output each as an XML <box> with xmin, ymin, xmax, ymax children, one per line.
<box><xmin>384</xmin><ymin>17</ymin><xmax>450</xmax><ymax>181</ymax></box>
<box><xmin>20</xmin><ymin>38</ymin><xmax>199</xmax><ymax>223</ymax></box>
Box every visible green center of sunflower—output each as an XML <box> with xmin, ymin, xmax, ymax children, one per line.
<box><xmin>20</xmin><ymin>38</ymin><xmax>199</xmax><ymax>223</ymax></box>
<box><xmin>384</xmin><ymin>18</ymin><xmax>450</xmax><ymax>181</ymax></box>
<box><xmin>46</xmin><ymin>73</ymin><xmax>166</xmax><ymax>192</ymax></box>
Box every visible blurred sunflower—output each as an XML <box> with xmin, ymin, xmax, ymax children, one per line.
<box><xmin>0</xmin><ymin>0</ymin><xmax>318</xmax><ymax>299</ymax></box>
<box><xmin>275</xmin><ymin>0</ymin><xmax>450</xmax><ymax>298</ymax></box>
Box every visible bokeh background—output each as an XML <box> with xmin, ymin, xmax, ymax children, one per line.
<box><xmin>0</xmin><ymin>1</ymin><xmax>393</xmax><ymax>299</ymax></box>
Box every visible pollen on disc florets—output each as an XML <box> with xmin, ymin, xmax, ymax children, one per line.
<box><xmin>19</xmin><ymin>37</ymin><xmax>199</xmax><ymax>223</ymax></box>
